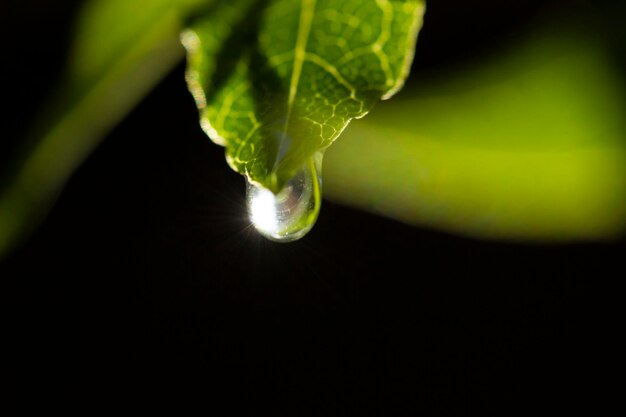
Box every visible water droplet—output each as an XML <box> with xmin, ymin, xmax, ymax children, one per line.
<box><xmin>246</xmin><ymin>156</ymin><xmax>322</xmax><ymax>242</ymax></box>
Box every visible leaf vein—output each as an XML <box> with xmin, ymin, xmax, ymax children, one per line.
<box><xmin>283</xmin><ymin>0</ymin><xmax>317</xmax><ymax>138</ymax></box>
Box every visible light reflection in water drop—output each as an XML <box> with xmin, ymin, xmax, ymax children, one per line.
<box><xmin>246</xmin><ymin>157</ymin><xmax>322</xmax><ymax>242</ymax></box>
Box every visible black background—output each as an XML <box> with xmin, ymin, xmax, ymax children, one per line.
<box><xmin>1</xmin><ymin>0</ymin><xmax>623</xmax><ymax>413</ymax></box>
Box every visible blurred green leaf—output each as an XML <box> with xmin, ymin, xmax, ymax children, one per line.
<box><xmin>182</xmin><ymin>0</ymin><xmax>425</xmax><ymax>192</ymax></box>
<box><xmin>326</xmin><ymin>31</ymin><xmax>626</xmax><ymax>241</ymax></box>
<box><xmin>0</xmin><ymin>0</ymin><xmax>210</xmax><ymax>259</ymax></box>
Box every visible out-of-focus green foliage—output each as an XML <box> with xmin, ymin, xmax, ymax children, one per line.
<box><xmin>183</xmin><ymin>0</ymin><xmax>425</xmax><ymax>192</ymax></box>
<box><xmin>326</xmin><ymin>31</ymin><xmax>626</xmax><ymax>241</ymax></box>
<box><xmin>0</xmin><ymin>0</ymin><xmax>211</xmax><ymax>259</ymax></box>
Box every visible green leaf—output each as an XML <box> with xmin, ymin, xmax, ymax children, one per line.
<box><xmin>325</xmin><ymin>31</ymin><xmax>626</xmax><ymax>241</ymax></box>
<box><xmin>0</xmin><ymin>0</ymin><xmax>210</xmax><ymax>259</ymax></box>
<box><xmin>182</xmin><ymin>0</ymin><xmax>426</xmax><ymax>192</ymax></box>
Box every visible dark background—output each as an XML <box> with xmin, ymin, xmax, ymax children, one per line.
<box><xmin>1</xmin><ymin>0</ymin><xmax>623</xmax><ymax>413</ymax></box>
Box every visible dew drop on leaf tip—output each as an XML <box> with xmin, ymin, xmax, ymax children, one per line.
<box><xmin>246</xmin><ymin>156</ymin><xmax>322</xmax><ymax>242</ymax></box>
